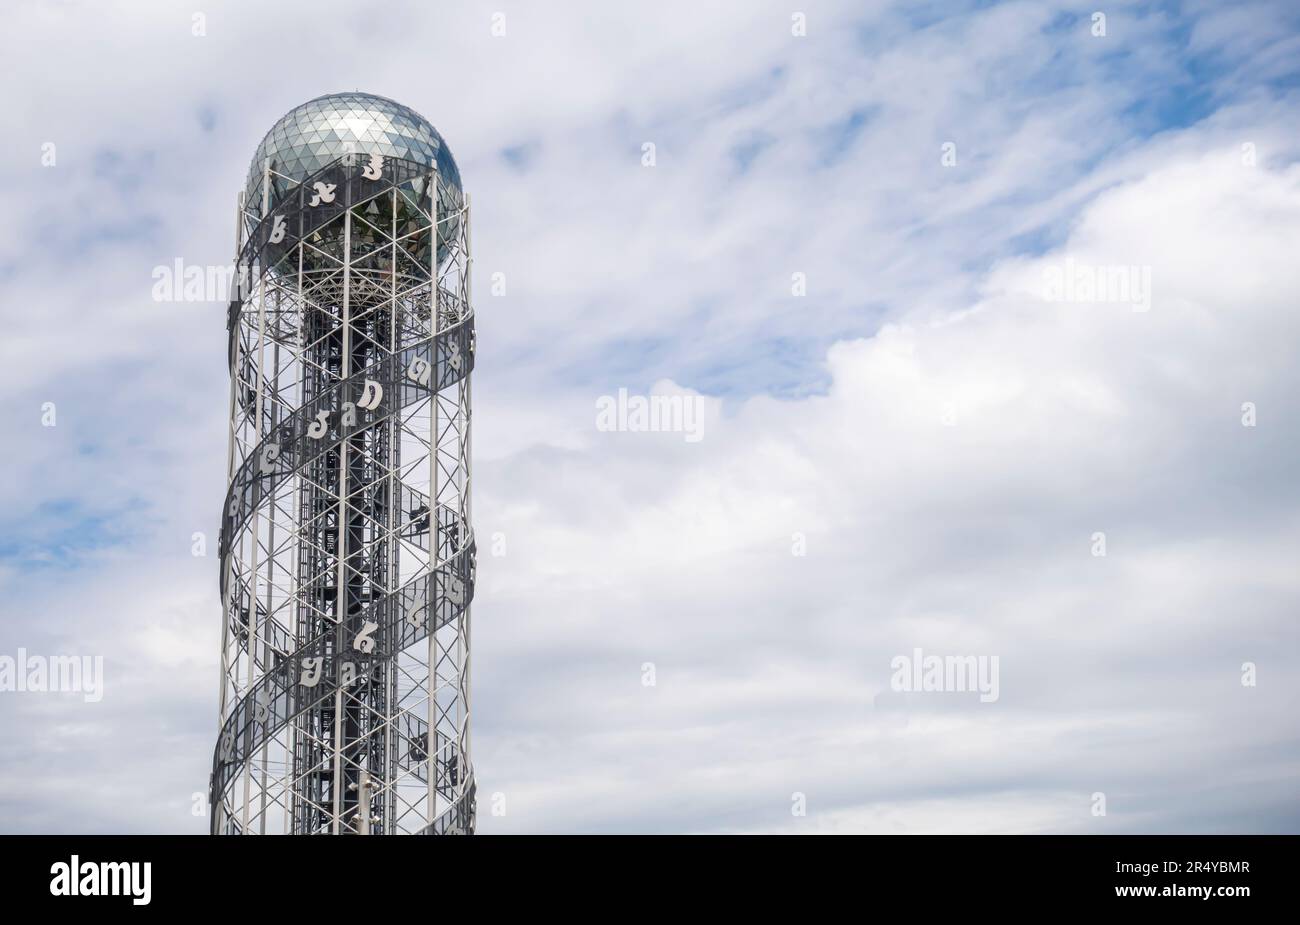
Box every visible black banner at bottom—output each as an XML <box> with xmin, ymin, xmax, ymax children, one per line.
<box><xmin>1</xmin><ymin>834</ymin><xmax>1292</xmax><ymax>910</ymax></box>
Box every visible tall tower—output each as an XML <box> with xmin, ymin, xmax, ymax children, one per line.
<box><xmin>211</xmin><ymin>93</ymin><xmax>476</xmax><ymax>834</ymax></box>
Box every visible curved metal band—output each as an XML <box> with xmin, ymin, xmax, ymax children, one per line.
<box><xmin>210</xmin><ymin>519</ymin><xmax>475</xmax><ymax>819</ymax></box>
<box><xmin>218</xmin><ymin>313</ymin><xmax>475</xmax><ymax>587</ymax></box>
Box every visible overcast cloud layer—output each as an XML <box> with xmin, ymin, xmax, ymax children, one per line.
<box><xmin>0</xmin><ymin>0</ymin><xmax>1298</xmax><ymax>833</ymax></box>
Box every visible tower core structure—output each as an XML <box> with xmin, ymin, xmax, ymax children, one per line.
<box><xmin>212</xmin><ymin>93</ymin><xmax>476</xmax><ymax>834</ymax></box>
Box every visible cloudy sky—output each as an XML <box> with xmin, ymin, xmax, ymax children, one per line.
<box><xmin>1</xmin><ymin>0</ymin><xmax>1298</xmax><ymax>833</ymax></box>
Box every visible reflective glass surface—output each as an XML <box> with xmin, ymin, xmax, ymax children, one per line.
<box><xmin>244</xmin><ymin>92</ymin><xmax>462</xmax><ymax>211</ymax></box>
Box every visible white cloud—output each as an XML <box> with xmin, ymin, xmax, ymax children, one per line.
<box><xmin>471</xmin><ymin>148</ymin><xmax>1300</xmax><ymax>833</ymax></box>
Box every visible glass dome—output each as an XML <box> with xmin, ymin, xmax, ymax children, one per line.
<box><xmin>243</xmin><ymin>92</ymin><xmax>462</xmax><ymax>216</ymax></box>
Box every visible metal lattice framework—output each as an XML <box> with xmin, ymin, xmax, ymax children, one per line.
<box><xmin>211</xmin><ymin>102</ymin><xmax>475</xmax><ymax>834</ymax></box>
